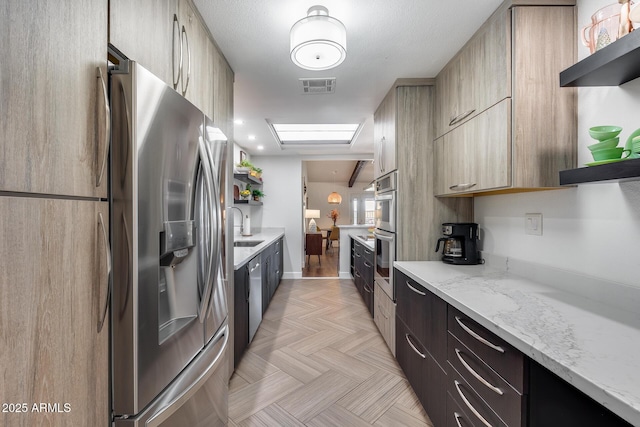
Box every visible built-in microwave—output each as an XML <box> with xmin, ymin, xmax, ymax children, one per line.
<box><xmin>375</xmin><ymin>171</ymin><xmax>396</xmax><ymax>195</ymax></box>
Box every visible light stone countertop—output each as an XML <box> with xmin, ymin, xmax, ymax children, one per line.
<box><xmin>350</xmin><ymin>232</ymin><xmax>375</xmax><ymax>250</ymax></box>
<box><xmin>394</xmin><ymin>259</ymin><xmax>640</xmax><ymax>426</ymax></box>
<box><xmin>233</xmin><ymin>228</ymin><xmax>285</xmax><ymax>270</ymax></box>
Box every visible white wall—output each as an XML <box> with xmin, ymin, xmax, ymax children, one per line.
<box><xmin>474</xmin><ymin>0</ymin><xmax>640</xmax><ymax>287</ymax></box>
<box><xmin>250</xmin><ymin>155</ymin><xmax>304</xmax><ymax>277</ymax></box>
<box><xmin>306</xmin><ymin>182</ymin><xmax>364</xmax><ymax>230</ymax></box>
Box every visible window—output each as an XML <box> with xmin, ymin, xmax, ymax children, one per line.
<box><xmin>351</xmin><ymin>194</ymin><xmax>375</xmax><ymax>225</ymax></box>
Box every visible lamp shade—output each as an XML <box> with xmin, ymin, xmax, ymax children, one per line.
<box><xmin>327</xmin><ymin>192</ymin><xmax>342</xmax><ymax>204</ymax></box>
<box><xmin>305</xmin><ymin>209</ymin><xmax>320</xmax><ymax>219</ymax></box>
<box><xmin>290</xmin><ymin>6</ymin><xmax>346</xmax><ymax>71</ymax></box>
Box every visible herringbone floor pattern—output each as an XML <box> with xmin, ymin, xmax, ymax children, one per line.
<box><xmin>228</xmin><ymin>278</ymin><xmax>433</xmax><ymax>427</ymax></box>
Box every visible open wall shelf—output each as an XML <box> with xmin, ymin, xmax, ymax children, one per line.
<box><xmin>233</xmin><ymin>173</ymin><xmax>262</xmax><ymax>185</ymax></box>
<box><xmin>560</xmin><ymin>28</ymin><xmax>640</xmax><ymax>87</ymax></box>
<box><xmin>559</xmin><ymin>158</ymin><xmax>640</xmax><ymax>185</ymax></box>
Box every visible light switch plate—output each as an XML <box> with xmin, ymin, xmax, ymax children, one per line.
<box><xmin>525</xmin><ymin>213</ymin><xmax>543</xmax><ymax>236</ymax></box>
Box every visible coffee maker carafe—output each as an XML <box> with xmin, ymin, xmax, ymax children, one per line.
<box><xmin>435</xmin><ymin>223</ymin><xmax>481</xmax><ymax>265</ymax></box>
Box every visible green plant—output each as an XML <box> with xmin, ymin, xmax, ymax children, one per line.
<box><xmin>251</xmin><ymin>189</ymin><xmax>265</xmax><ymax>198</ymax></box>
<box><xmin>236</xmin><ymin>159</ymin><xmax>254</xmax><ymax>168</ymax></box>
<box><xmin>252</xmin><ymin>167</ymin><xmax>262</xmax><ymax>173</ymax></box>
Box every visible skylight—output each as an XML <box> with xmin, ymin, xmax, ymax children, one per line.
<box><xmin>270</xmin><ymin>123</ymin><xmax>361</xmax><ymax>147</ymax></box>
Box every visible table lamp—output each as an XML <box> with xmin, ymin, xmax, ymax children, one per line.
<box><xmin>305</xmin><ymin>209</ymin><xmax>320</xmax><ymax>232</ymax></box>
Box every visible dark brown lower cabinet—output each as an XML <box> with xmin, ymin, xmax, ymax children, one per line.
<box><xmin>396</xmin><ymin>316</ymin><xmax>447</xmax><ymax>427</ymax></box>
<box><xmin>528</xmin><ymin>360</ymin><xmax>632</xmax><ymax>427</ymax></box>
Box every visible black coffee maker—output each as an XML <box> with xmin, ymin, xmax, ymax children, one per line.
<box><xmin>435</xmin><ymin>223</ymin><xmax>482</xmax><ymax>265</ymax></box>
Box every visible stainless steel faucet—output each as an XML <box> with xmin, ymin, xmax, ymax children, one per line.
<box><xmin>229</xmin><ymin>206</ymin><xmax>244</xmax><ymax>234</ymax></box>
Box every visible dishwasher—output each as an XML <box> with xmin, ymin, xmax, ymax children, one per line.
<box><xmin>248</xmin><ymin>256</ymin><xmax>262</xmax><ymax>342</ymax></box>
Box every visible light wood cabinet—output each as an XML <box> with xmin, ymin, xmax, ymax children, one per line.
<box><xmin>109</xmin><ymin>0</ymin><xmax>179</xmax><ymax>88</ymax></box>
<box><xmin>434</xmin><ymin>4</ymin><xmax>577</xmax><ymax>196</ymax></box>
<box><xmin>374</xmin><ymin>283</ymin><xmax>396</xmax><ymax>355</ymax></box>
<box><xmin>213</xmin><ymin>48</ymin><xmax>235</xmax><ymax>139</ymax></box>
<box><xmin>0</xmin><ymin>197</ymin><xmax>109</xmax><ymax>427</ymax></box>
<box><xmin>435</xmin><ymin>99</ymin><xmax>511</xmax><ymax>195</ymax></box>
<box><xmin>373</xmin><ymin>88</ymin><xmax>397</xmax><ymax>178</ymax></box>
<box><xmin>435</xmin><ymin>9</ymin><xmax>511</xmax><ymax>138</ymax></box>
<box><xmin>178</xmin><ymin>0</ymin><xmax>215</xmax><ymax>118</ymax></box>
<box><xmin>0</xmin><ymin>0</ymin><xmax>108</xmax><ymax>198</ymax></box>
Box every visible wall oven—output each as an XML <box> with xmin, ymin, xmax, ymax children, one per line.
<box><xmin>375</xmin><ymin>171</ymin><xmax>396</xmax><ymax>233</ymax></box>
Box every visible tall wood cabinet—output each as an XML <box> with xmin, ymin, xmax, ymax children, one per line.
<box><xmin>0</xmin><ymin>0</ymin><xmax>108</xmax><ymax>199</ymax></box>
<box><xmin>434</xmin><ymin>3</ymin><xmax>577</xmax><ymax>196</ymax></box>
<box><xmin>0</xmin><ymin>2</ymin><xmax>110</xmax><ymax>426</ymax></box>
<box><xmin>375</xmin><ymin>82</ymin><xmax>472</xmax><ymax>263</ymax></box>
<box><xmin>0</xmin><ymin>198</ymin><xmax>110</xmax><ymax>427</ymax></box>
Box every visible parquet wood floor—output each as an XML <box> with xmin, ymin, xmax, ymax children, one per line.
<box><xmin>228</xmin><ymin>278</ymin><xmax>433</xmax><ymax>427</ymax></box>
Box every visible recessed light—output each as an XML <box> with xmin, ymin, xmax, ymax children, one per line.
<box><xmin>248</xmin><ymin>135</ymin><xmax>256</xmax><ymax>140</ymax></box>
<box><xmin>257</xmin><ymin>145</ymin><xmax>264</xmax><ymax>150</ymax></box>
<box><xmin>234</xmin><ymin>119</ymin><xmax>244</xmax><ymax>125</ymax></box>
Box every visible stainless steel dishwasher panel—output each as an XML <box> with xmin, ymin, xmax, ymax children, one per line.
<box><xmin>248</xmin><ymin>256</ymin><xmax>262</xmax><ymax>342</ymax></box>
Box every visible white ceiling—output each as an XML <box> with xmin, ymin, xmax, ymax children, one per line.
<box><xmin>194</xmin><ymin>0</ymin><xmax>503</xmax><ymax>158</ymax></box>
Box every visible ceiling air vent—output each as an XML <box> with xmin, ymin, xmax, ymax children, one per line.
<box><xmin>299</xmin><ymin>77</ymin><xmax>336</xmax><ymax>94</ymax></box>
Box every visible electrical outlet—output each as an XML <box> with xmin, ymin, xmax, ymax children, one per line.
<box><xmin>525</xmin><ymin>213</ymin><xmax>543</xmax><ymax>236</ymax></box>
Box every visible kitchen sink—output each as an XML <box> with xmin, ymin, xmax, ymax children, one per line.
<box><xmin>233</xmin><ymin>240</ymin><xmax>264</xmax><ymax>247</ymax></box>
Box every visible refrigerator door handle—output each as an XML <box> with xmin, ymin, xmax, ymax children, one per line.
<box><xmin>197</xmin><ymin>140</ymin><xmax>215</xmax><ymax>323</ymax></box>
<box><xmin>145</xmin><ymin>324</ymin><xmax>228</xmax><ymax>427</ymax></box>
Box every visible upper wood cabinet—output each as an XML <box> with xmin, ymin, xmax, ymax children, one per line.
<box><xmin>373</xmin><ymin>88</ymin><xmax>397</xmax><ymax>178</ymax></box>
<box><xmin>0</xmin><ymin>197</ymin><xmax>110</xmax><ymax>427</ymax></box>
<box><xmin>434</xmin><ymin>4</ymin><xmax>577</xmax><ymax>196</ymax></box>
<box><xmin>213</xmin><ymin>48</ymin><xmax>235</xmax><ymax>139</ymax></box>
<box><xmin>110</xmin><ymin>0</ymin><xmax>216</xmax><ymax>118</ymax></box>
<box><xmin>109</xmin><ymin>0</ymin><xmax>179</xmax><ymax>88</ymax></box>
<box><xmin>178</xmin><ymin>0</ymin><xmax>215</xmax><ymax>118</ymax></box>
<box><xmin>0</xmin><ymin>0</ymin><xmax>108</xmax><ymax>198</ymax></box>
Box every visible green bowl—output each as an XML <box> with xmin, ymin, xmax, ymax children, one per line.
<box><xmin>587</xmin><ymin>137</ymin><xmax>619</xmax><ymax>151</ymax></box>
<box><xmin>592</xmin><ymin>147</ymin><xmax>624</xmax><ymax>161</ymax></box>
<box><xmin>589</xmin><ymin>126</ymin><xmax>623</xmax><ymax>141</ymax></box>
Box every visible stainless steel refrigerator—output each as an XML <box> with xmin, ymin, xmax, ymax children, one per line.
<box><xmin>110</xmin><ymin>61</ymin><xmax>228</xmax><ymax>426</ymax></box>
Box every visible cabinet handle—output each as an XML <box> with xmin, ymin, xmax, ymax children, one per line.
<box><xmin>172</xmin><ymin>15</ymin><xmax>182</xmax><ymax>89</ymax></box>
<box><xmin>364</xmin><ymin>283</ymin><xmax>372</xmax><ymax>293</ymax></box>
<box><xmin>355</xmin><ymin>271</ymin><xmax>361</xmax><ymax>278</ymax></box>
<box><xmin>364</xmin><ymin>261</ymin><xmax>372</xmax><ymax>268</ymax></box>
<box><xmin>449</xmin><ymin>109</ymin><xmax>476</xmax><ymax>127</ymax></box>
<box><xmin>454</xmin><ymin>412</ymin><xmax>464</xmax><ymax>427</ymax></box>
<box><xmin>455</xmin><ymin>348</ymin><xmax>504</xmax><ymax>395</ymax></box>
<box><xmin>181</xmin><ymin>25</ymin><xmax>191</xmax><ymax>96</ymax></box>
<box><xmin>250</xmin><ymin>262</ymin><xmax>261</xmax><ymax>273</ymax></box>
<box><xmin>454</xmin><ymin>380</ymin><xmax>492</xmax><ymax>427</ymax></box>
<box><xmin>96</xmin><ymin>67</ymin><xmax>110</xmax><ymax>188</ymax></box>
<box><xmin>455</xmin><ymin>316</ymin><xmax>505</xmax><ymax>353</ymax></box>
<box><xmin>449</xmin><ymin>183</ymin><xmax>477</xmax><ymax>191</ymax></box>
<box><xmin>97</xmin><ymin>212</ymin><xmax>112</xmax><ymax>333</ymax></box>
<box><xmin>405</xmin><ymin>280</ymin><xmax>426</xmax><ymax>296</ymax></box>
<box><xmin>405</xmin><ymin>334</ymin><xmax>425</xmax><ymax>359</ymax></box>
<box><xmin>356</xmin><ymin>253</ymin><xmax>361</xmax><ymax>258</ymax></box>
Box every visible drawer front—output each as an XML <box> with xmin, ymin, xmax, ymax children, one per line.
<box><xmin>448</xmin><ymin>364</ymin><xmax>508</xmax><ymax>427</ymax></box>
<box><xmin>374</xmin><ymin>282</ymin><xmax>396</xmax><ymax>354</ymax></box>
<box><xmin>448</xmin><ymin>334</ymin><xmax>523</xmax><ymax>427</ymax></box>
<box><xmin>447</xmin><ymin>391</ymin><xmax>479</xmax><ymax>427</ymax></box>
<box><xmin>396</xmin><ymin>270</ymin><xmax>447</xmax><ymax>367</ymax></box>
<box><xmin>448</xmin><ymin>307</ymin><xmax>524</xmax><ymax>392</ymax></box>
<box><xmin>396</xmin><ymin>316</ymin><xmax>447</xmax><ymax>427</ymax></box>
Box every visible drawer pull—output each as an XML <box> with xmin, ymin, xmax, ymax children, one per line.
<box><xmin>364</xmin><ymin>261</ymin><xmax>372</xmax><ymax>268</ymax></box>
<box><xmin>454</xmin><ymin>412</ymin><xmax>464</xmax><ymax>427</ymax></box>
<box><xmin>364</xmin><ymin>284</ymin><xmax>372</xmax><ymax>293</ymax></box>
<box><xmin>455</xmin><ymin>348</ymin><xmax>504</xmax><ymax>395</ymax></box>
<box><xmin>449</xmin><ymin>183</ymin><xmax>477</xmax><ymax>191</ymax></box>
<box><xmin>405</xmin><ymin>334</ymin><xmax>426</xmax><ymax>359</ymax></box>
<box><xmin>406</xmin><ymin>281</ymin><xmax>426</xmax><ymax>296</ymax></box>
<box><xmin>455</xmin><ymin>316</ymin><xmax>505</xmax><ymax>353</ymax></box>
<box><xmin>449</xmin><ymin>109</ymin><xmax>476</xmax><ymax>126</ymax></box>
<box><xmin>454</xmin><ymin>380</ymin><xmax>492</xmax><ymax>427</ymax></box>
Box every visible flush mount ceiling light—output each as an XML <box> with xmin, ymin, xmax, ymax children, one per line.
<box><xmin>290</xmin><ymin>6</ymin><xmax>347</xmax><ymax>71</ymax></box>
